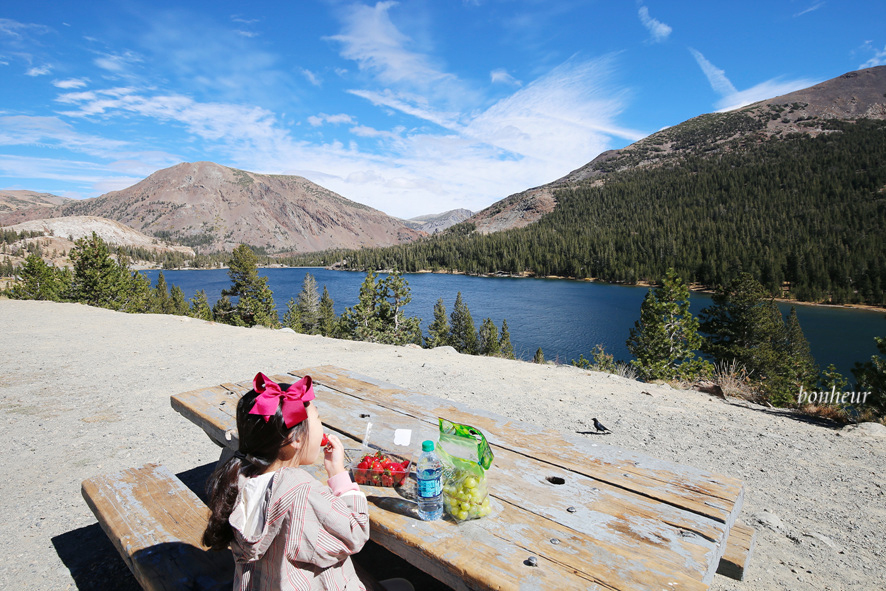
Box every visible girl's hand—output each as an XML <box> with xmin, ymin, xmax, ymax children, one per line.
<box><xmin>322</xmin><ymin>433</ymin><xmax>347</xmax><ymax>478</ymax></box>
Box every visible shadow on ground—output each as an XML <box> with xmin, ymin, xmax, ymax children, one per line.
<box><xmin>55</xmin><ymin>461</ymin><xmax>453</xmax><ymax>590</ymax></box>
<box><xmin>51</xmin><ymin>523</ymin><xmax>140</xmax><ymax>591</ymax></box>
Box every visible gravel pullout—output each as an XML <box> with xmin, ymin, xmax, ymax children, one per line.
<box><xmin>0</xmin><ymin>299</ymin><xmax>883</xmax><ymax>590</ymax></box>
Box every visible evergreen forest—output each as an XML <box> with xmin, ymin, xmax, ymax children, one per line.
<box><xmin>288</xmin><ymin>119</ymin><xmax>886</xmax><ymax>306</ymax></box>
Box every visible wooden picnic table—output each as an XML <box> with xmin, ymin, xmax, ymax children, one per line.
<box><xmin>171</xmin><ymin>365</ymin><xmax>750</xmax><ymax>591</ymax></box>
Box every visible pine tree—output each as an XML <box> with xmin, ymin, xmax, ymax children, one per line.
<box><xmin>374</xmin><ymin>271</ymin><xmax>422</xmax><ymax>345</ymax></box>
<box><xmin>852</xmin><ymin>334</ymin><xmax>886</xmax><ymax>414</ymax></box>
<box><xmin>283</xmin><ymin>297</ymin><xmax>303</xmax><ymax>332</ymax></box>
<box><xmin>818</xmin><ymin>364</ymin><xmax>848</xmax><ymax>393</ymax></box>
<box><xmin>119</xmin><ymin>271</ymin><xmax>153</xmax><ymax>313</ymax></box>
<box><xmin>212</xmin><ymin>295</ymin><xmax>240</xmax><ymax>326</ymax></box>
<box><xmin>498</xmin><ymin>319</ymin><xmax>515</xmax><ymax>359</ymax></box>
<box><xmin>297</xmin><ymin>273</ymin><xmax>321</xmax><ymax>334</ymax></box>
<box><xmin>626</xmin><ymin>269</ymin><xmax>711</xmax><ymax>381</ymax></box>
<box><xmin>318</xmin><ymin>286</ymin><xmax>337</xmax><ymax>337</ymax></box>
<box><xmin>700</xmin><ymin>273</ymin><xmax>778</xmax><ymax>369</ymax></box>
<box><xmin>189</xmin><ymin>290</ymin><xmax>214</xmax><ymax>321</ymax></box>
<box><xmin>425</xmin><ymin>298</ymin><xmax>450</xmax><ymax>348</ymax></box>
<box><xmin>337</xmin><ymin>270</ymin><xmax>420</xmax><ymax>345</ymax></box>
<box><xmin>222</xmin><ymin>244</ymin><xmax>279</xmax><ymax>327</ymax></box>
<box><xmin>772</xmin><ymin>307</ymin><xmax>818</xmax><ymax>404</ymax></box>
<box><xmin>151</xmin><ymin>272</ymin><xmax>173</xmax><ymax>314</ymax></box>
<box><xmin>8</xmin><ymin>253</ymin><xmax>63</xmax><ymax>300</ymax></box>
<box><xmin>449</xmin><ymin>292</ymin><xmax>478</xmax><ymax>354</ymax></box>
<box><xmin>170</xmin><ymin>285</ymin><xmax>190</xmax><ymax>316</ymax></box>
<box><xmin>533</xmin><ymin>347</ymin><xmax>545</xmax><ymax>364</ymax></box>
<box><xmin>478</xmin><ymin>318</ymin><xmax>501</xmax><ymax>356</ymax></box>
<box><xmin>69</xmin><ymin>232</ymin><xmax>130</xmax><ymax>309</ymax></box>
<box><xmin>338</xmin><ymin>271</ymin><xmax>381</xmax><ymax>341</ymax></box>
<box><xmin>699</xmin><ymin>273</ymin><xmax>796</xmax><ymax>405</ymax></box>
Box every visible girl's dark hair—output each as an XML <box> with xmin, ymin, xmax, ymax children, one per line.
<box><xmin>202</xmin><ymin>386</ymin><xmax>309</xmax><ymax>550</ymax></box>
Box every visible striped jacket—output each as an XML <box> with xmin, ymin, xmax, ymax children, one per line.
<box><xmin>229</xmin><ymin>467</ymin><xmax>370</xmax><ymax>590</ymax></box>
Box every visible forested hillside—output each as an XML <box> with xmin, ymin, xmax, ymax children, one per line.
<box><xmin>289</xmin><ymin>119</ymin><xmax>886</xmax><ymax>305</ymax></box>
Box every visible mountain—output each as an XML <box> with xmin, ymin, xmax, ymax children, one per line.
<box><xmin>0</xmin><ymin>162</ymin><xmax>424</xmax><ymax>253</ymax></box>
<box><xmin>2</xmin><ymin>216</ymin><xmax>194</xmax><ymax>271</ymax></box>
<box><xmin>293</xmin><ymin>66</ymin><xmax>886</xmax><ymax>306</ymax></box>
<box><xmin>6</xmin><ymin>216</ymin><xmax>194</xmax><ymax>256</ymax></box>
<box><xmin>0</xmin><ymin>190</ymin><xmax>73</xmax><ymax>213</ymax></box>
<box><xmin>469</xmin><ymin>66</ymin><xmax>886</xmax><ymax>233</ymax></box>
<box><xmin>402</xmin><ymin>208</ymin><xmax>474</xmax><ymax>234</ymax></box>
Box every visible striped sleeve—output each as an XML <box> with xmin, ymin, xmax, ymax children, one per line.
<box><xmin>284</xmin><ymin>475</ymin><xmax>371</xmax><ymax>569</ymax></box>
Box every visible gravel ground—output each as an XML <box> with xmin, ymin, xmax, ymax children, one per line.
<box><xmin>1</xmin><ymin>299</ymin><xmax>884</xmax><ymax>590</ymax></box>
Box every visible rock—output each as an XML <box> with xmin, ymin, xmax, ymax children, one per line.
<box><xmin>432</xmin><ymin>346</ymin><xmax>458</xmax><ymax>354</ymax></box>
<box><xmin>754</xmin><ymin>510</ymin><xmax>786</xmax><ymax>532</ymax></box>
<box><xmin>278</xmin><ymin>327</ymin><xmax>296</xmax><ymax>333</ymax></box>
<box><xmin>841</xmin><ymin>422</ymin><xmax>886</xmax><ymax>438</ymax></box>
<box><xmin>803</xmin><ymin>532</ymin><xmax>842</xmax><ymax>552</ymax></box>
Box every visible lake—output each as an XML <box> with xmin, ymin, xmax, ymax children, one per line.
<box><xmin>144</xmin><ymin>268</ymin><xmax>885</xmax><ymax>382</ymax></box>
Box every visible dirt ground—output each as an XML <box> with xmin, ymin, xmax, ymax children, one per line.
<box><xmin>0</xmin><ymin>299</ymin><xmax>884</xmax><ymax>590</ymax></box>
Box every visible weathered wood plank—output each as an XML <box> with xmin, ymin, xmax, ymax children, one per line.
<box><xmin>81</xmin><ymin>463</ymin><xmax>234</xmax><ymax>591</ymax></box>
<box><xmin>716</xmin><ymin>520</ymin><xmax>756</xmax><ymax>581</ymax></box>
<box><xmin>300</xmin><ymin>383</ymin><xmax>725</xmax><ymax>585</ymax></box>
<box><xmin>304</xmin><ymin>435</ymin><xmax>709</xmax><ymax>591</ymax></box>
<box><xmin>171</xmin><ymin>386</ymin><xmax>240</xmax><ymax>447</ymax></box>
<box><xmin>290</xmin><ymin>366</ymin><xmax>743</xmax><ymax>525</ymax></box>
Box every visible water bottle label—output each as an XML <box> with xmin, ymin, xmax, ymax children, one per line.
<box><xmin>418</xmin><ymin>474</ymin><xmax>441</xmax><ymax>498</ymax></box>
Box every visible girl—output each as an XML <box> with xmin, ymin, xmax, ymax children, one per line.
<box><xmin>202</xmin><ymin>372</ymin><xmax>371</xmax><ymax>590</ymax></box>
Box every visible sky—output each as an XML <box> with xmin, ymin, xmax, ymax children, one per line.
<box><xmin>1</xmin><ymin>1</ymin><xmax>885</xmax><ymax>219</ymax></box>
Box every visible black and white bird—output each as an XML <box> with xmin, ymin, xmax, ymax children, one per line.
<box><xmin>592</xmin><ymin>418</ymin><xmax>610</xmax><ymax>433</ymax></box>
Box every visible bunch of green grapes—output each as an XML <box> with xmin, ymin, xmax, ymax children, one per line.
<box><xmin>442</xmin><ymin>471</ymin><xmax>491</xmax><ymax>521</ymax></box>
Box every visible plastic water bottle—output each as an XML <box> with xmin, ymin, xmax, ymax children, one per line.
<box><xmin>415</xmin><ymin>440</ymin><xmax>443</xmax><ymax>521</ymax></box>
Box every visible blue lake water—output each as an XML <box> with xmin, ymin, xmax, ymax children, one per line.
<box><xmin>145</xmin><ymin>268</ymin><xmax>885</xmax><ymax>381</ymax></box>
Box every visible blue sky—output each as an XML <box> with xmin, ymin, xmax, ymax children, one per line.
<box><xmin>1</xmin><ymin>1</ymin><xmax>884</xmax><ymax>219</ymax></box>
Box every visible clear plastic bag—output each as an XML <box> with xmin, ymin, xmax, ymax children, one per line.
<box><xmin>437</xmin><ymin>418</ymin><xmax>494</xmax><ymax>522</ymax></box>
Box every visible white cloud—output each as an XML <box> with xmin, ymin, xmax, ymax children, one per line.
<box><xmin>794</xmin><ymin>2</ymin><xmax>825</xmax><ymax>17</ymax></box>
<box><xmin>231</xmin><ymin>16</ymin><xmax>259</xmax><ymax>25</ymax></box>
<box><xmin>715</xmin><ymin>77</ymin><xmax>820</xmax><ymax>111</ymax></box>
<box><xmin>54</xmin><ymin>88</ymin><xmax>291</xmax><ymax>158</ymax></box>
<box><xmin>0</xmin><ymin>154</ymin><xmax>128</xmax><ymax>186</ymax></box>
<box><xmin>689</xmin><ymin>48</ymin><xmax>737</xmax><ymax>96</ymax></box>
<box><xmin>301</xmin><ymin>68</ymin><xmax>321</xmax><ymax>86</ymax></box>
<box><xmin>0</xmin><ymin>115</ymin><xmax>129</xmax><ymax>157</ymax></box>
<box><xmin>860</xmin><ymin>41</ymin><xmax>886</xmax><ymax>68</ymax></box>
<box><xmin>327</xmin><ymin>2</ymin><xmax>457</xmax><ymax>90</ymax></box>
<box><xmin>349</xmin><ymin>125</ymin><xmax>405</xmax><ymax>140</ymax></box>
<box><xmin>93</xmin><ymin>50</ymin><xmax>143</xmax><ymax>74</ymax></box>
<box><xmin>53</xmin><ymin>78</ymin><xmax>89</xmax><ymax>89</ymax></box>
<box><xmin>348</xmin><ymin>88</ymin><xmax>462</xmax><ymax>130</ymax></box>
<box><xmin>308</xmin><ymin>113</ymin><xmax>355</xmax><ymax>127</ymax></box>
<box><xmin>466</xmin><ymin>57</ymin><xmax>643</xmax><ymax>164</ymax></box>
<box><xmin>490</xmin><ymin>68</ymin><xmax>521</xmax><ymax>86</ymax></box>
<box><xmin>688</xmin><ymin>49</ymin><xmax>817</xmax><ymax>111</ymax></box>
<box><xmin>0</xmin><ymin>18</ymin><xmax>52</xmax><ymax>44</ymax></box>
<box><xmin>638</xmin><ymin>6</ymin><xmax>672</xmax><ymax>43</ymax></box>
<box><xmin>26</xmin><ymin>64</ymin><xmax>51</xmax><ymax>76</ymax></box>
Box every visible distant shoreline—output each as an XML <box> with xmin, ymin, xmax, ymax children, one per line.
<box><xmin>116</xmin><ymin>263</ymin><xmax>886</xmax><ymax>315</ymax></box>
<box><xmin>316</xmin><ymin>266</ymin><xmax>886</xmax><ymax>314</ymax></box>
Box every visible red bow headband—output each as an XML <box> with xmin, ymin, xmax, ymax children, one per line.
<box><xmin>248</xmin><ymin>373</ymin><xmax>315</xmax><ymax>428</ymax></box>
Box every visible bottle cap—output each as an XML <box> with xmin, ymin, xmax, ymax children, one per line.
<box><xmin>422</xmin><ymin>440</ymin><xmax>435</xmax><ymax>452</ymax></box>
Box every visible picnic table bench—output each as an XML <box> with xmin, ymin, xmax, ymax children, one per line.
<box><xmin>161</xmin><ymin>365</ymin><xmax>753</xmax><ymax>591</ymax></box>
